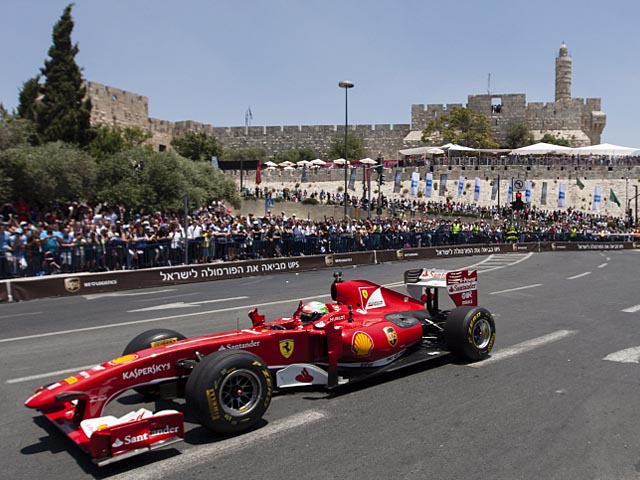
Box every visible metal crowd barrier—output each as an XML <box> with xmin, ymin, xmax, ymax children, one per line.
<box><xmin>0</xmin><ymin>230</ymin><xmax>633</xmax><ymax>279</ymax></box>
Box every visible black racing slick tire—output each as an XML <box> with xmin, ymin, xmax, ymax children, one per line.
<box><xmin>444</xmin><ymin>306</ymin><xmax>496</xmax><ymax>361</ymax></box>
<box><xmin>123</xmin><ymin>328</ymin><xmax>186</xmax><ymax>396</ymax></box>
<box><xmin>123</xmin><ymin>328</ymin><xmax>186</xmax><ymax>355</ymax></box>
<box><xmin>185</xmin><ymin>350</ymin><xmax>273</xmax><ymax>434</ymax></box>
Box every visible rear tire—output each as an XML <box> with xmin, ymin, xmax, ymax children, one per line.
<box><xmin>444</xmin><ymin>306</ymin><xmax>495</xmax><ymax>361</ymax></box>
<box><xmin>185</xmin><ymin>350</ymin><xmax>272</xmax><ymax>434</ymax></box>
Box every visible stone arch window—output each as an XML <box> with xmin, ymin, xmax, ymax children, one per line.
<box><xmin>491</xmin><ymin>97</ymin><xmax>502</xmax><ymax>114</ymax></box>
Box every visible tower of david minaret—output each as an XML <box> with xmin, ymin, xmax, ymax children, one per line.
<box><xmin>555</xmin><ymin>42</ymin><xmax>572</xmax><ymax>101</ymax></box>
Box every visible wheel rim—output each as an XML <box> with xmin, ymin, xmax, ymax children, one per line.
<box><xmin>472</xmin><ymin>318</ymin><xmax>492</xmax><ymax>349</ymax></box>
<box><xmin>219</xmin><ymin>369</ymin><xmax>262</xmax><ymax>416</ymax></box>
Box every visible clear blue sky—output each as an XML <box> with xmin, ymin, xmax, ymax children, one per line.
<box><xmin>2</xmin><ymin>0</ymin><xmax>639</xmax><ymax>146</ymax></box>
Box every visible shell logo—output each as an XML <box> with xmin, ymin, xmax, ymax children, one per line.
<box><xmin>352</xmin><ymin>332</ymin><xmax>374</xmax><ymax>357</ymax></box>
<box><xmin>109</xmin><ymin>354</ymin><xmax>138</xmax><ymax>365</ymax></box>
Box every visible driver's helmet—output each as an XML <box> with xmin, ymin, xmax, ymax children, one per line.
<box><xmin>299</xmin><ymin>301</ymin><xmax>329</xmax><ymax>324</ymax></box>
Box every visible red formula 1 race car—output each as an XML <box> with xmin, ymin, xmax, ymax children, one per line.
<box><xmin>25</xmin><ymin>269</ymin><xmax>495</xmax><ymax>466</ymax></box>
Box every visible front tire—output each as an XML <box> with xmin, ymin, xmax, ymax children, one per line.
<box><xmin>185</xmin><ymin>350</ymin><xmax>273</xmax><ymax>434</ymax></box>
<box><xmin>123</xmin><ymin>328</ymin><xmax>186</xmax><ymax>396</ymax></box>
<box><xmin>444</xmin><ymin>306</ymin><xmax>495</xmax><ymax>361</ymax></box>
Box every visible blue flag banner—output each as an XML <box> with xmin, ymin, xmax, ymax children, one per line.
<box><xmin>439</xmin><ymin>174</ymin><xmax>448</xmax><ymax>196</ymax></box>
<box><xmin>491</xmin><ymin>177</ymin><xmax>499</xmax><ymax>201</ymax></box>
<box><xmin>457</xmin><ymin>175</ymin><xmax>465</xmax><ymax>199</ymax></box>
<box><xmin>525</xmin><ymin>181</ymin><xmax>532</xmax><ymax>204</ymax></box>
<box><xmin>473</xmin><ymin>177</ymin><xmax>480</xmax><ymax>202</ymax></box>
<box><xmin>593</xmin><ymin>185</ymin><xmax>602</xmax><ymax>211</ymax></box>
<box><xmin>425</xmin><ymin>173</ymin><xmax>433</xmax><ymax>198</ymax></box>
<box><xmin>394</xmin><ymin>169</ymin><xmax>403</xmax><ymax>194</ymax></box>
<box><xmin>349</xmin><ymin>168</ymin><xmax>356</xmax><ymax>191</ymax></box>
<box><xmin>410</xmin><ymin>172</ymin><xmax>420</xmax><ymax>196</ymax></box>
<box><xmin>558</xmin><ymin>183</ymin><xmax>566</xmax><ymax>208</ymax></box>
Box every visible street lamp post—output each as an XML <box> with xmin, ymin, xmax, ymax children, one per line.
<box><xmin>339</xmin><ymin>80</ymin><xmax>354</xmax><ymax>220</ymax></box>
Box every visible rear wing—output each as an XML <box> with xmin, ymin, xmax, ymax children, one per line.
<box><xmin>404</xmin><ymin>268</ymin><xmax>478</xmax><ymax>308</ymax></box>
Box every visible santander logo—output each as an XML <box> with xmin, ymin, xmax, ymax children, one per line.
<box><xmin>295</xmin><ymin>368</ymin><xmax>314</xmax><ymax>383</ymax></box>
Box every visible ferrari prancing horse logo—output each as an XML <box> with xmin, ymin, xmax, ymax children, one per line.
<box><xmin>279</xmin><ymin>339</ymin><xmax>294</xmax><ymax>359</ymax></box>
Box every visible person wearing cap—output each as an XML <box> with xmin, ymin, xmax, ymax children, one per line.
<box><xmin>10</xmin><ymin>227</ymin><xmax>28</xmax><ymax>275</ymax></box>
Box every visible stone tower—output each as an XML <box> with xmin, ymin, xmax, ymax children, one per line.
<box><xmin>555</xmin><ymin>42</ymin><xmax>572</xmax><ymax>102</ymax></box>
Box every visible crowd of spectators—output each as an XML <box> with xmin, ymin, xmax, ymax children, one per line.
<box><xmin>0</xmin><ymin>196</ymin><xmax>637</xmax><ymax>279</ymax></box>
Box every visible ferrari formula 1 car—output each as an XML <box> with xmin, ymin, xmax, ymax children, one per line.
<box><xmin>25</xmin><ymin>268</ymin><xmax>495</xmax><ymax>466</ymax></box>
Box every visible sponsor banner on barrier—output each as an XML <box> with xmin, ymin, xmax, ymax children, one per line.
<box><xmin>8</xmin><ymin>253</ymin><xmax>376</xmax><ymax>302</ymax></box>
<box><xmin>433</xmin><ymin>244</ymin><xmax>507</xmax><ymax>258</ymax></box>
<box><xmin>541</xmin><ymin>242</ymin><xmax>632</xmax><ymax>252</ymax></box>
<box><xmin>5</xmin><ymin>243</ymin><xmax>639</xmax><ymax>302</ymax></box>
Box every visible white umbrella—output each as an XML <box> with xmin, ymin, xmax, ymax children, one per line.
<box><xmin>359</xmin><ymin>157</ymin><xmax>377</xmax><ymax>165</ymax></box>
<box><xmin>333</xmin><ymin>158</ymin><xmax>347</xmax><ymax>165</ymax></box>
<box><xmin>265</xmin><ymin>166</ymin><xmax>276</xmax><ymax>171</ymax></box>
<box><xmin>310</xmin><ymin>158</ymin><xmax>326</xmax><ymax>165</ymax></box>
<box><xmin>264</xmin><ymin>161</ymin><xmax>278</xmax><ymax>167</ymax></box>
<box><xmin>283</xmin><ymin>166</ymin><xmax>296</xmax><ymax>171</ymax></box>
<box><xmin>296</xmin><ymin>160</ymin><xmax>312</xmax><ymax>166</ymax></box>
<box><xmin>280</xmin><ymin>161</ymin><xmax>295</xmax><ymax>167</ymax></box>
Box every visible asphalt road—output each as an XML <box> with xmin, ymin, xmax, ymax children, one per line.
<box><xmin>2</xmin><ymin>251</ymin><xmax>640</xmax><ymax>480</ymax></box>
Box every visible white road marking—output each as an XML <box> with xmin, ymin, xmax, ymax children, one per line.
<box><xmin>6</xmin><ymin>365</ymin><xmax>97</xmax><ymax>384</ymax></box>
<box><xmin>0</xmin><ymin>311</ymin><xmax>43</xmax><ymax>320</ymax></box>
<box><xmin>567</xmin><ymin>272</ymin><xmax>591</xmax><ymax>280</ymax></box>
<box><xmin>489</xmin><ymin>284</ymin><xmax>542</xmax><ymax>295</ymax></box>
<box><xmin>603</xmin><ymin>346</ymin><xmax>640</xmax><ymax>364</ymax></box>
<box><xmin>469</xmin><ymin>330</ymin><xmax>577</xmax><ymax>368</ymax></box>
<box><xmin>127</xmin><ymin>296</ymin><xmax>249</xmax><ymax>312</ymax></box>
<box><xmin>108</xmin><ymin>409</ymin><xmax>328</xmax><ymax>480</ymax></box>
<box><xmin>597</xmin><ymin>263</ymin><xmax>608</xmax><ymax>269</ymax></box>
<box><xmin>83</xmin><ymin>288</ymin><xmax>177</xmax><ymax>300</ymax></box>
<box><xmin>471</xmin><ymin>253</ymin><xmax>534</xmax><ymax>273</ymax></box>
<box><xmin>622</xmin><ymin>304</ymin><xmax>640</xmax><ymax>313</ymax></box>
<box><xmin>0</xmin><ymin>294</ymin><xmax>331</xmax><ymax>344</ymax></box>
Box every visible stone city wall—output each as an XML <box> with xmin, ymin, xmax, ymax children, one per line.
<box><xmin>87</xmin><ymin>81</ymin><xmax>605</xmax><ymax>158</ymax></box>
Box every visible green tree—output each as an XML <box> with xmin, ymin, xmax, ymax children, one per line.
<box><xmin>221</xmin><ymin>146</ymin><xmax>268</xmax><ymax>163</ymax></box>
<box><xmin>37</xmin><ymin>4</ymin><xmax>93</xmax><ymax>146</ymax></box>
<box><xmin>421</xmin><ymin>106</ymin><xmax>498</xmax><ymax>148</ymax></box>
<box><xmin>504</xmin><ymin>123</ymin><xmax>534</xmax><ymax>149</ymax></box>
<box><xmin>171</xmin><ymin>131</ymin><xmax>221</xmax><ymax>161</ymax></box>
<box><xmin>0</xmin><ymin>110</ymin><xmax>38</xmax><ymax>151</ymax></box>
<box><xmin>17</xmin><ymin>76</ymin><xmax>41</xmax><ymax>123</ymax></box>
<box><xmin>0</xmin><ymin>142</ymin><xmax>96</xmax><ymax>207</ymax></box>
<box><xmin>328</xmin><ymin>133</ymin><xmax>366</xmax><ymax>160</ymax></box>
<box><xmin>93</xmin><ymin>149</ymin><xmax>240</xmax><ymax>211</ymax></box>
<box><xmin>272</xmin><ymin>146</ymin><xmax>318</xmax><ymax>164</ymax></box>
<box><xmin>89</xmin><ymin>125</ymin><xmax>152</xmax><ymax>159</ymax></box>
<box><xmin>540</xmin><ymin>133</ymin><xmax>570</xmax><ymax>147</ymax></box>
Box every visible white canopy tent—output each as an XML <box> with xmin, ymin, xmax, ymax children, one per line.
<box><xmin>310</xmin><ymin>158</ymin><xmax>326</xmax><ymax>165</ymax></box>
<box><xmin>440</xmin><ymin>143</ymin><xmax>477</xmax><ymax>152</ymax></box>
<box><xmin>568</xmin><ymin>143</ymin><xmax>640</xmax><ymax>156</ymax></box>
<box><xmin>398</xmin><ymin>146</ymin><xmax>445</xmax><ymax>156</ymax></box>
<box><xmin>509</xmin><ymin>142</ymin><xmax>572</xmax><ymax>155</ymax></box>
